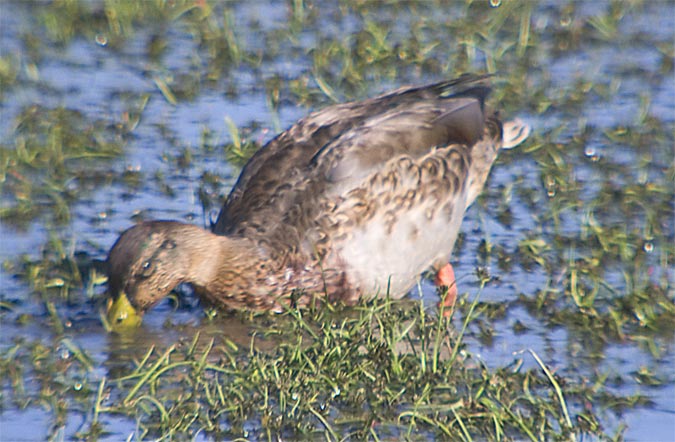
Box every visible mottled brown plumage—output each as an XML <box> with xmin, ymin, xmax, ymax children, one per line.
<box><xmin>106</xmin><ymin>74</ymin><xmax>530</xmax><ymax>321</ymax></box>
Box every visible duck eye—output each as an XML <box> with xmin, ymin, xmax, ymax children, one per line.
<box><xmin>139</xmin><ymin>260</ymin><xmax>155</xmax><ymax>278</ymax></box>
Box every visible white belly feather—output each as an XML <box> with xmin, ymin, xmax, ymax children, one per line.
<box><xmin>337</xmin><ymin>193</ymin><xmax>467</xmax><ymax>298</ymax></box>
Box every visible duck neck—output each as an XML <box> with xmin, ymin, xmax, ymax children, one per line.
<box><xmin>183</xmin><ymin>231</ymin><xmax>279</xmax><ymax>309</ymax></box>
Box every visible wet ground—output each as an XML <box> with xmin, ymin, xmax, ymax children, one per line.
<box><xmin>1</xmin><ymin>1</ymin><xmax>673</xmax><ymax>440</ymax></box>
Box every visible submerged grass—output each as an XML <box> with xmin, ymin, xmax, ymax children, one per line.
<box><xmin>1</xmin><ymin>0</ymin><xmax>673</xmax><ymax>440</ymax></box>
<box><xmin>0</xmin><ymin>106</ymin><xmax>128</xmax><ymax>225</ymax></box>
<box><xmin>1</xmin><ymin>293</ymin><xmax>639</xmax><ymax>440</ymax></box>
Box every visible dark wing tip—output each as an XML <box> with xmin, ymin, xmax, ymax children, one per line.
<box><xmin>436</xmin><ymin>73</ymin><xmax>493</xmax><ymax>108</ymax></box>
<box><xmin>386</xmin><ymin>73</ymin><xmax>494</xmax><ymax>110</ymax></box>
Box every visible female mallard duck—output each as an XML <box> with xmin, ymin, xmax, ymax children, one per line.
<box><xmin>106</xmin><ymin>74</ymin><xmax>530</xmax><ymax>328</ymax></box>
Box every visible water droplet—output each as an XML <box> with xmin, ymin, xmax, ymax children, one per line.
<box><xmin>489</xmin><ymin>0</ymin><xmax>502</xmax><ymax>7</ymax></box>
<box><xmin>584</xmin><ymin>146</ymin><xmax>600</xmax><ymax>162</ymax></box>
<box><xmin>545</xmin><ymin>176</ymin><xmax>556</xmax><ymax>197</ymax></box>
<box><xmin>644</xmin><ymin>242</ymin><xmax>653</xmax><ymax>253</ymax></box>
<box><xmin>95</xmin><ymin>34</ymin><xmax>108</xmax><ymax>46</ymax></box>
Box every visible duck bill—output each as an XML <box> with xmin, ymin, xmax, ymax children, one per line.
<box><xmin>106</xmin><ymin>291</ymin><xmax>143</xmax><ymax>331</ymax></box>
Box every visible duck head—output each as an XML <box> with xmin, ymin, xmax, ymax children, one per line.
<box><xmin>105</xmin><ymin>220</ymin><xmax>266</xmax><ymax>330</ymax></box>
<box><xmin>105</xmin><ymin>221</ymin><xmax>217</xmax><ymax>330</ymax></box>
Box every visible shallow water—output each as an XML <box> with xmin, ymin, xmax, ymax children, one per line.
<box><xmin>1</xmin><ymin>1</ymin><xmax>674</xmax><ymax>440</ymax></box>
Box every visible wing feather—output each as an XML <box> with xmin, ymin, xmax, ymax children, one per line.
<box><xmin>212</xmin><ymin>75</ymin><xmax>493</xmax><ymax>250</ymax></box>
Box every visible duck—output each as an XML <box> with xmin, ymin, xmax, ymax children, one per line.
<box><xmin>105</xmin><ymin>74</ymin><xmax>530</xmax><ymax>329</ymax></box>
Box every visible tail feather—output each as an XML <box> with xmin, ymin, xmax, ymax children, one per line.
<box><xmin>502</xmin><ymin>118</ymin><xmax>531</xmax><ymax>149</ymax></box>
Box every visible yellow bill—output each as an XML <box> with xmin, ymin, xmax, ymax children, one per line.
<box><xmin>105</xmin><ymin>291</ymin><xmax>142</xmax><ymax>331</ymax></box>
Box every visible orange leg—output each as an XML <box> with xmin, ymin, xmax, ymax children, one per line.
<box><xmin>435</xmin><ymin>263</ymin><xmax>458</xmax><ymax>315</ymax></box>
